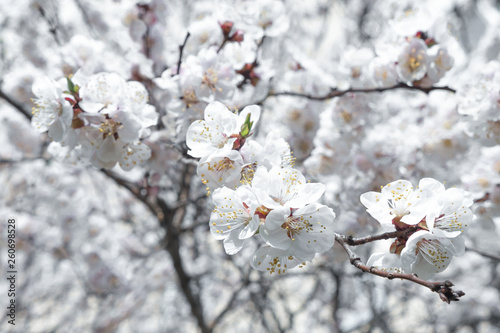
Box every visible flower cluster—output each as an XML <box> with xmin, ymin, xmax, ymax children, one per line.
<box><xmin>395</xmin><ymin>32</ymin><xmax>454</xmax><ymax>87</ymax></box>
<box><xmin>368</xmin><ymin>31</ymin><xmax>454</xmax><ymax>88</ymax></box>
<box><xmin>31</xmin><ymin>72</ymin><xmax>157</xmax><ymax>170</ymax></box>
<box><xmin>211</xmin><ymin>167</ymin><xmax>335</xmax><ymax>275</ymax></box>
<box><xmin>361</xmin><ymin>178</ymin><xmax>474</xmax><ymax>279</ymax></box>
<box><xmin>187</xmin><ymin>102</ymin><xmax>335</xmax><ymax>274</ymax></box>
<box><xmin>186</xmin><ymin>101</ymin><xmax>295</xmax><ymax>194</ymax></box>
<box><xmin>458</xmin><ymin>61</ymin><xmax>500</xmax><ymax>146</ymax></box>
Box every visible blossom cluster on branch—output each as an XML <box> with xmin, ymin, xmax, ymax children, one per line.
<box><xmin>31</xmin><ymin>72</ymin><xmax>157</xmax><ymax>170</ymax></box>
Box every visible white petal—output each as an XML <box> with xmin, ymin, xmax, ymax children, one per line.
<box><xmin>250</xmin><ymin>245</ymin><xmax>313</xmax><ymax>275</ymax></box>
<box><xmin>261</xmin><ymin>207</ymin><xmax>291</xmax><ymax>250</ymax></box>
<box><xmin>204</xmin><ymin>101</ymin><xmax>238</xmax><ymax>135</ymax></box>
<box><xmin>238</xmin><ymin>105</ymin><xmax>261</xmax><ymax>129</ymax></box>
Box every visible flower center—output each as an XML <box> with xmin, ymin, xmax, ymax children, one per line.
<box><xmin>281</xmin><ymin>213</ymin><xmax>312</xmax><ymax>241</ymax></box>
<box><xmin>202</xmin><ymin>67</ymin><xmax>219</xmax><ymax>92</ymax></box>
<box><xmin>99</xmin><ymin>116</ymin><xmax>122</xmax><ymax>140</ymax></box>
<box><xmin>408</xmin><ymin>55</ymin><xmax>421</xmax><ymax>72</ymax></box>
<box><xmin>183</xmin><ymin>89</ymin><xmax>199</xmax><ymax>108</ymax></box>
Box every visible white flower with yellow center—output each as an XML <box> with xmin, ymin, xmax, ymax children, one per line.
<box><xmin>79</xmin><ymin>72</ymin><xmax>127</xmax><ymax>114</ymax></box>
<box><xmin>118</xmin><ymin>141</ymin><xmax>152</xmax><ymax>171</ymax></box>
<box><xmin>197</xmin><ymin>147</ymin><xmax>244</xmax><ymax>194</ymax></box>
<box><xmin>251</xmin><ymin>166</ymin><xmax>325</xmax><ymax>210</ymax></box>
<box><xmin>260</xmin><ymin>203</ymin><xmax>335</xmax><ymax>257</ymax></box>
<box><xmin>400</xmin><ymin>230</ymin><xmax>465</xmax><ymax>279</ymax></box>
<box><xmin>396</xmin><ymin>37</ymin><xmax>428</xmax><ymax>83</ymax></box>
<box><xmin>360</xmin><ymin>178</ymin><xmax>438</xmax><ymax>230</ymax></box>
<box><xmin>425</xmin><ymin>187</ymin><xmax>474</xmax><ymax>238</ymax></box>
<box><xmin>250</xmin><ymin>245</ymin><xmax>313</xmax><ymax>275</ymax></box>
<box><xmin>31</xmin><ymin>76</ymin><xmax>74</xmax><ymax>142</ymax></box>
<box><xmin>195</xmin><ymin>47</ymin><xmax>237</xmax><ymax>101</ymax></box>
<box><xmin>427</xmin><ymin>46</ymin><xmax>454</xmax><ymax>83</ymax></box>
<box><xmin>186</xmin><ymin>101</ymin><xmax>260</xmax><ymax>158</ymax></box>
<box><xmin>210</xmin><ymin>186</ymin><xmax>260</xmax><ymax>255</ymax></box>
<box><xmin>369</xmin><ymin>57</ymin><xmax>398</xmax><ymax>88</ymax></box>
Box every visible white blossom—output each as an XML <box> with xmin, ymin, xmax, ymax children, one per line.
<box><xmin>31</xmin><ymin>76</ymin><xmax>74</xmax><ymax>141</ymax></box>
<box><xmin>396</xmin><ymin>37</ymin><xmax>428</xmax><ymax>83</ymax></box>
<box><xmin>209</xmin><ymin>185</ymin><xmax>260</xmax><ymax>255</ymax></box>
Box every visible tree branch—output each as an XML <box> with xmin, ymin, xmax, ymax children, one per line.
<box><xmin>0</xmin><ymin>88</ymin><xmax>32</xmax><ymax>120</ymax></box>
<box><xmin>208</xmin><ymin>270</ymin><xmax>249</xmax><ymax>331</ymax></box>
<box><xmin>335</xmin><ymin>233</ymin><xmax>465</xmax><ymax>304</ymax></box>
<box><xmin>177</xmin><ymin>32</ymin><xmax>191</xmax><ymax>75</ymax></box>
<box><xmin>466</xmin><ymin>246</ymin><xmax>500</xmax><ymax>261</ymax></box>
<box><xmin>346</xmin><ymin>225</ymin><xmax>419</xmax><ymax>246</ymax></box>
<box><xmin>269</xmin><ymin>83</ymin><xmax>456</xmax><ymax>101</ymax></box>
<box><xmin>101</xmin><ymin>169</ymin><xmax>162</xmax><ymax>219</ymax></box>
<box><xmin>102</xmin><ymin>167</ymin><xmax>209</xmax><ymax>332</ymax></box>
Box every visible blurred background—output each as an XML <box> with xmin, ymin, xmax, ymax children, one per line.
<box><xmin>1</xmin><ymin>0</ymin><xmax>500</xmax><ymax>332</ymax></box>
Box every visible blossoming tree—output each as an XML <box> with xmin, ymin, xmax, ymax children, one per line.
<box><xmin>1</xmin><ymin>0</ymin><xmax>500</xmax><ymax>332</ymax></box>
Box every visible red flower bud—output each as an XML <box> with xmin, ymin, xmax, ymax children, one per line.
<box><xmin>219</xmin><ymin>21</ymin><xmax>234</xmax><ymax>37</ymax></box>
<box><xmin>229</xmin><ymin>30</ymin><xmax>244</xmax><ymax>43</ymax></box>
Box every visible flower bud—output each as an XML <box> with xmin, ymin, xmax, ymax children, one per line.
<box><xmin>229</xmin><ymin>30</ymin><xmax>244</xmax><ymax>43</ymax></box>
<box><xmin>219</xmin><ymin>21</ymin><xmax>234</xmax><ymax>38</ymax></box>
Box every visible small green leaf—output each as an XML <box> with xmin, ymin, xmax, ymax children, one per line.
<box><xmin>240</xmin><ymin>113</ymin><xmax>253</xmax><ymax>138</ymax></box>
<box><xmin>66</xmin><ymin>77</ymin><xmax>76</xmax><ymax>94</ymax></box>
<box><xmin>241</xmin><ymin>124</ymin><xmax>249</xmax><ymax>137</ymax></box>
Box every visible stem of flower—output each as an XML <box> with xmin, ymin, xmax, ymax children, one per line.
<box><xmin>335</xmin><ymin>233</ymin><xmax>465</xmax><ymax>303</ymax></box>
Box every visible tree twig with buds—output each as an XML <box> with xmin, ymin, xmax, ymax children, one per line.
<box><xmin>335</xmin><ymin>233</ymin><xmax>465</xmax><ymax>303</ymax></box>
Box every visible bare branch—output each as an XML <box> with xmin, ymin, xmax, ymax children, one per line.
<box><xmin>0</xmin><ymin>88</ymin><xmax>32</xmax><ymax>120</ymax></box>
<box><xmin>269</xmin><ymin>83</ymin><xmax>456</xmax><ymax>101</ymax></box>
<box><xmin>177</xmin><ymin>32</ymin><xmax>191</xmax><ymax>75</ymax></box>
<box><xmin>335</xmin><ymin>233</ymin><xmax>465</xmax><ymax>304</ymax></box>
<box><xmin>346</xmin><ymin>225</ymin><xmax>419</xmax><ymax>246</ymax></box>
<box><xmin>102</xmin><ymin>166</ymin><xmax>209</xmax><ymax>332</ymax></box>
<box><xmin>37</xmin><ymin>4</ymin><xmax>63</xmax><ymax>46</ymax></box>
<box><xmin>209</xmin><ymin>271</ymin><xmax>250</xmax><ymax>331</ymax></box>
<box><xmin>101</xmin><ymin>169</ymin><xmax>162</xmax><ymax>219</ymax></box>
<box><xmin>466</xmin><ymin>246</ymin><xmax>500</xmax><ymax>261</ymax></box>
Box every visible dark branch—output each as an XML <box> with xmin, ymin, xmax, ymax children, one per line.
<box><xmin>209</xmin><ymin>271</ymin><xmax>249</xmax><ymax>331</ymax></box>
<box><xmin>102</xmin><ymin>167</ymin><xmax>209</xmax><ymax>332</ymax></box>
<box><xmin>269</xmin><ymin>83</ymin><xmax>456</xmax><ymax>101</ymax></box>
<box><xmin>466</xmin><ymin>246</ymin><xmax>500</xmax><ymax>261</ymax></box>
<box><xmin>37</xmin><ymin>5</ymin><xmax>63</xmax><ymax>46</ymax></box>
<box><xmin>0</xmin><ymin>89</ymin><xmax>32</xmax><ymax>120</ymax></box>
<box><xmin>101</xmin><ymin>169</ymin><xmax>162</xmax><ymax>219</ymax></box>
<box><xmin>346</xmin><ymin>225</ymin><xmax>419</xmax><ymax>246</ymax></box>
<box><xmin>157</xmin><ymin>165</ymin><xmax>209</xmax><ymax>333</ymax></box>
<box><xmin>177</xmin><ymin>32</ymin><xmax>191</xmax><ymax>75</ymax></box>
<box><xmin>335</xmin><ymin>233</ymin><xmax>465</xmax><ymax>304</ymax></box>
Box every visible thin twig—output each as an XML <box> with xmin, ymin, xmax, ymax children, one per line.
<box><xmin>0</xmin><ymin>89</ymin><xmax>32</xmax><ymax>120</ymax></box>
<box><xmin>335</xmin><ymin>233</ymin><xmax>465</xmax><ymax>303</ymax></box>
<box><xmin>101</xmin><ymin>169</ymin><xmax>162</xmax><ymax>219</ymax></box>
<box><xmin>466</xmin><ymin>246</ymin><xmax>500</xmax><ymax>261</ymax></box>
<box><xmin>269</xmin><ymin>83</ymin><xmax>456</xmax><ymax>101</ymax></box>
<box><xmin>346</xmin><ymin>226</ymin><xmax>419</xmax><ymax>246</ymax></box>
<box><xmin>177</xmin><ymin>32</ymin><xmax>191</xmax><ymax>75</ymax></box>
<box><xmin>37</xmin><ymin>5</ymin><xmax>63</xmax><ymax>46</ymax></box>
<box><xmin>216</xmin><ymin>39</ymin><xmax>227</xmax><ymax>53</ymax></box>
<box><xmin>237</xmin><ymin>36</ymin><xmax>265</xmax><ymax>89</ymax></box>
<box><xmin>209</xmin><ymin>271</ymin><xmax>250</xmax><ymax>331</ymax></box>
